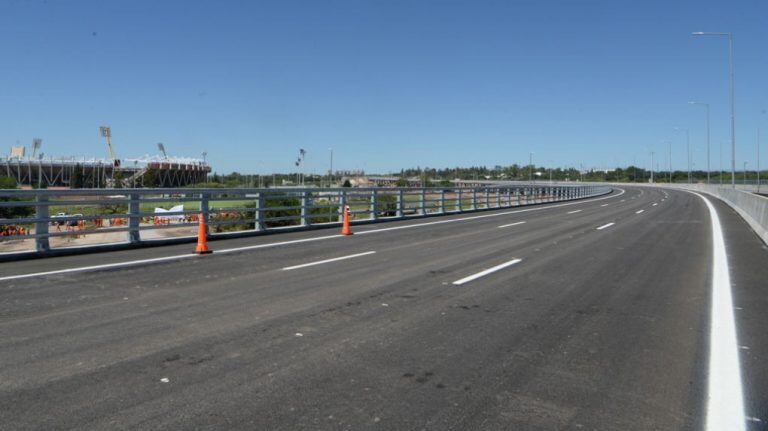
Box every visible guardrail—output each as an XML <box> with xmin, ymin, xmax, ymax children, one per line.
<box><xmin>0</xmin><ymin>184</ymin><xmax>610</xmax><ymax>256</ymax></box>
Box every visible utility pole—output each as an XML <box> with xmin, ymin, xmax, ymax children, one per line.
<box><xmin>328</xmin><ymin>148</ymin><xmax>334</xmax><ymax>188</ymax></box>
<box><xmin>650</xmin><ymin>151</ymin><xmax>655</xmax><ymax>183</ymax></box>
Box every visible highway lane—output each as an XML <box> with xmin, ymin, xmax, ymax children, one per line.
<box><xmin>0</xmin><ymin>186</ymin><xmax>765</xmax><ymax>430</ymax></box>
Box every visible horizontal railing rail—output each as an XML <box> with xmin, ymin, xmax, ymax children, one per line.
<box><xmin>0</xmin><ymin>184</ymin><xmax>611</xmax><ymax>255</ymax></box>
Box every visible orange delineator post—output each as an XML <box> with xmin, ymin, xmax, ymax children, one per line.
<box><xmin>195</xmin><ymin>213</ymin><xmax>212</xmax><ymax>254</ymax></box>
<box><xmin>341</xmin><ymin>205</ymin><xmax>352</xmax><ymax>236</ymax></box>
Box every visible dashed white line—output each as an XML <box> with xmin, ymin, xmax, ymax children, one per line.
<box><xmin>596</xmin><ymin>222</ymin><xmax>615</xmax><ymax>230</ymax></box>
<box><xmin>498</xmin><ymin>221</ymin><xmax>526</xmax><ymax>228</ymax></box>
<box><xmin>636</xmin><ymin>210</ymin><xmax>645</xmax><ymax>214</ymax></box>
<box><xmin>282</xmin><ymin>251</ymin><xmax>376</xmax><ymax>271</ymax></box>
<box><xmin>567</xmin><ymin>210</ymin><xmax>582</xmax><ymax>214</ymax></box>
<box><xmin>653</xmin><ymin>203</ymin><xmax>658</xmax><ymax>206</ymax></box>
<box><xmin>452</xmin><ymin>258</ymin><xmax>522</xmax><ymax>285</ymax></box>
<box><xmin>1</xmin><ymin>188</ymin><xmax>627</xmax><ymax>281</ymax></box>
<box><xmin>600</xmin><ymin>204</ymin><xmax>609</xmax><ymax>207</ymax></box>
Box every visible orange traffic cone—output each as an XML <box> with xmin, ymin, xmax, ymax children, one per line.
<box><xmin>341</xmin><ymin>205</ymin><xmax>353</xmax><ymax>236</ymax></box>
<box><xmin>195</xmin><ymin>213</ymin><xmax>212</xmax><ymax>254</ymax></box>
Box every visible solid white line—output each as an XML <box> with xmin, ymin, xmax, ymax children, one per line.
<box><xmin>452</xmin><ymin>258</ymin><xmax>522</xmax><ymax>285</ymax></box>
<box><xmin>2</xmin><ymin>189</ymin><xmax>626</xmax><ymax>281</ymax></box>
<box><xmin>0</xmin><ymin>254</ymin><xmax>198</xmax><ymax>282</ymax></box>
<box><xmin>689</xmin><ymin>192</ymin><xmax>746</xmax><ymax>431</ymax></box>
<box><xmin>282</xmin><ymin>251</ymin><xmax>376</xmax><ymax>271</ymax></box>
<box><xmin>567</xmin><ymin>210</ymin><xmax>582</xmax><ymax>214</ymax></box>
<box><xmin>636</xmin><ymin>210</ymin><xmax>645</xmax><ymax>214</ymax></box>
<box><xmin>498</xmin><ymin>221</ymin><xmax>526</xmax><ymax>228</ymax></box>
<box><xmin>596</xmin><ymin>222</ymin><xmax>615</xmax><ymax>230</ymax></box>
<box><xmin>0</xmin><ymin>234</ymin><xmax>343</xmax><ymax>282</ymax></box>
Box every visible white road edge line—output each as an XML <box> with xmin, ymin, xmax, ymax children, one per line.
<box><xmin>596</xmin><ymin>222</ymin><xmax>615</xmax><ymax>230</ymax></box>
<box><xmin>689</xmin><ymin>191</ymin><xmax>746</xmax><ymax>431</ymax></box>
<box><xmin>567</xmin><ymin>210</ymin><xmax>582</xmax><ymax>214</ymax></box>
<box><xmin>636</xmin><ymin>210</ymin><xmax>645</xmax><ymax>214</ymax></box>
<box><xmin>282</xmin><ymin>251</ymin><xmax>376</xmax><ymax>271</ymax></box>
<box><xmin>498</xmin><ymin>221</ymin><xmax>526</xmax><ymax>228</ymax></box>
<box><xmin>452</xmin><ymin>258</ymin><xmax>522</xmax><ymax>286</ymax></box>
<box><xmin>2</xmin><ymin>188</ymin><xmax>626</xmax><ymax>281</ymax></box>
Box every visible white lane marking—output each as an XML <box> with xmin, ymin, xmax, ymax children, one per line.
<box><xmin>596</xmin><ymin>223</ymin><xmax>615</xmax><ymax>230</ymax></box>
<box><xmin>215</xmin><ymin>234</ymin><xmax>343</xmax><ymax>255</ymax></box>
<box><xmin>281</xmin><ymin>251</ymin><xmax>376</xmax><ymax>271</ymax></box>
<box><xmin>567</xmin><ymin>210</ymin><xmax>582</xmax><ymax>214</ymax></box>
<box><xmin>498</xmin><ymin>221</ymin><xmax>526</xmax><ymax>228</ymax></box>
<box><xmin>653</xmin><ymin>203</ymin><xmax>658</xmax><ymax>206</ymax></box>
<box><xmin>2</xmin><ymin>189</ymin><xmax>627</xmax><ymax>281</ymax></box>
<box><xmin>636</xmin><ymin>210</ymin><xmax>645</xmax><ymax>214</ymax></box>
<box><xmin>355</xmin><ymin>188</ymin><xmax>626</xmax><ymax>236</ymax></box>
<box><xmin>452</xmin><ymin>258</ymin><xmax>522</xmax><ymax>285</ymax></box>
<box><xmin>690</xmin><ymin>192</ymin><xmax>746</xmax><ymax>431</ymax></box>
<box><xmin>0</xmin><ymin>254</ymin><xmax>198</xmax><ymax>282</ymax></box>
<box><xmin>600</xmin><ymin>204</ymin><xmax>609</xmax><ymax>207</ymax></box>
<box><xmin>620</xmin><ymin>199</ymin><xmax>626</xmax><ymax>202</ymax></box>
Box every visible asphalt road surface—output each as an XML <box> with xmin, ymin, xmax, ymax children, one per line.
<box><xmin>1</xmin><ymin>186</ymin><xmax>766</xmax><ymax>430</ymax></box>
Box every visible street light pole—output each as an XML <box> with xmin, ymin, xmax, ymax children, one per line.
<box><xmin>744</xmin><ymin>161</ymin><xmax>748</xmax><ymax>185</ymax></box>
<box><xmin>689</xmin><ymin>101</ymin><xmax>711</xmax><ymax>184</ymax></box>
<box><xmin>668</xmin><ymin>140</ymin><xmax>672</xmax><ymax>183</ymax></box>
<box><xmin>674</xmin><ymin>127</ymin><xmax>691</xmax><ymax>183</ymax></box>
<box><xmin>328</xmin><ymin>148</ymin><xmax>333</xmax><ymax>187</ymax></box>
<box><xmin>529</xmin><ymin>152</ymin><xmax>534</xmax><ymax>184</ymax></box>
<box><xmin>650</xmin><ymin>151</ymin><xmax>655</xmax><ymax>183</ymax></box>
<box><xmin>693</xmin><ymin>31</ymin><xmax>735</xmax><ymax>187</ymax></box>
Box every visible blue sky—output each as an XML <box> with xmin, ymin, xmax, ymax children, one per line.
<box><xmin>1</xmin><ymin>0</ymin><xmax>767</xmax><ymax>174</ymax></box>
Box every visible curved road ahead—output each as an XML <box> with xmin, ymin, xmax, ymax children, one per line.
<box><xmin>1</xmin><ymin>186</ymin><xmax>766</xmax><ymax>430</ymax></box>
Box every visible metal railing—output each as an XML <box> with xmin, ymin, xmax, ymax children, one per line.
<box><xmin>0</xmin><ymin>184</ymin><xmax>610</xmax><ymax>255</ymax></box>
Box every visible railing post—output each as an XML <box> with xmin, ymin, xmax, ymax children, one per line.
<box><xmin>419</xmin><ymin>188</ymin><xmax>426</xmax><ymax>215</ymax></box>
<box><xmin>300</xmin><ymin>191</ymin><xmax>310</xmax><ymax>226</ymax></box>
<box><xmin>456</xmin><ymin>189</ymin><xmax>462</xmax><ymax>212</ymax></box>
<box><xmin>370</xmin><ymin>189</ymin><xmax>378</xmax><ymax>221</ymax></box>
<box><xmin>484</xmin><ymin>188</ymin><xmax>489</xmax><ymax>208</ymax></box>
<box><xmin>517</xmin><ymin>188</ymin><xmax>522</xmax><ymax>206</ymax></box>
<box><xmin>200</xmin><ymin>192</ymin><xmax>210</xmax><ymax>237</ymax></box>
<box><xmin>439</xmin><ymin>189</ymin><xmax>446</xmax><ymax>213</ymax></box>
<box><xmin>255</xmin><ymin>192</ymin><xmax>265</xmax><ymax>231</ymax></box>
<box><xmin>127</xmin><ymin>192</ymin><xmax>140</xmax><ymax>244</ymax></box>
<box><xmin>35</xmin><ymin>194</ymin><xmax>50</xmax><ymax>253</ymax></box>
<box><xmin>396</xmin><ymin>189</ymin><xmax>404</xmax><ymax>217</ymax></box>
<box><xmin>471</xmin><ymin>188</ymin><xmax>477</xmax><ymax>210</ymax></box>
<box><xmin>496</xmin><ymin>188</ymin><xmax>501</xmax><ymax>207</ymax></box>
<box><xmin>338</xmin><ymin>191</ymin><xmax>347</xmax><ymax>222</ymax></box>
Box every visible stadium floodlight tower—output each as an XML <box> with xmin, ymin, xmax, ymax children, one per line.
<box><xmin>99</xmin><ymin>126</ymin><xmax>117</xmax><ymax>164</ymax></box>
<box><xmin>31</xmin><ymin>138</ymin><xmax>42</xmax><ymax>159</ymax></box>
<box><xmin>157</xmin><ymin>142</ymin><xmax>168</xmax><ymax>160</ymax></box>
